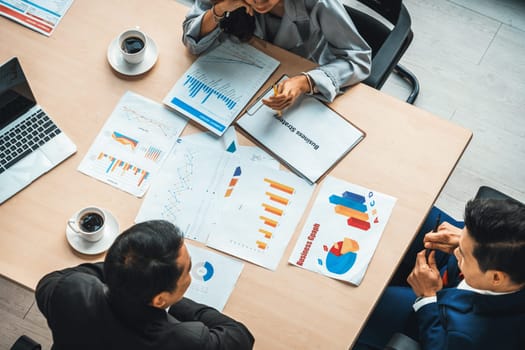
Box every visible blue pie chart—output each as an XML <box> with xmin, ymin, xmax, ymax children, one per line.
<box><xmin>192</xmin><ymin>261</ymin><xmax>214</xmax><ymax>282</ymax></box>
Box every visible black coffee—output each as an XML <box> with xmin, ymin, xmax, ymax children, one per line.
<box><xmin>122</xmin><ymin>36</ymin><xmax>145</xmax><ymax>54</ymax></box>
<box><xmin>80</xmin><ymin>213</ymin><xmax>104</xmax><ymax>232</ymax></box>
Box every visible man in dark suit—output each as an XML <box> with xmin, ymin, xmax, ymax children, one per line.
<box><xmin>36</xmin><ymin>220</ymin><xmax>254</xmax><ymax>350</ymax></box>
<box><xmin>356</xmin><ymin>198</ymin><xmax>525</xmax><ymax>349</ymax></box>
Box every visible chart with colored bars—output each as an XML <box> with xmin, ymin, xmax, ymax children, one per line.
<box><xmin>163</xmin><ymin>39</ymin><xmax>279</xmax><ymax>135</ymax></box>
<box><xmin>183</xmin><ymin>74</ymin><xmax>237</xmax><ymax>110</ymax></box>
<box><xmin>96</xmin><ymin>152</ymin><xmax>149</xmax><ymax>188</ymax></box>
<box><xmin>256</xmin><ymin>178</ymin><xmax>295</xmax><ymax>250</ymax></box>
<box><xmin>289</xmin><ymin>176</ymin><xmax>396</xmax><ymax>285</ymax></box>
<box><xmin>329</xmin><ymin>191</ymin><xmax>378</xmax><ymax>231</ymax></box>
<box><xmin>206</xmin><ymin>164</ymin><xmax>314</xmax><ymax>271</ymax></box>
<box><xmin>77</xmin><ymin>91</ymin><xmax>187</xmax><ymax>197</ymax></box>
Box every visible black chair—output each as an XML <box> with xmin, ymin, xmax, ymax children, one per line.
<box><xmin>344</xmin><ymin>0</ymin><xmax>420</xmax><ymax>104</ymax></box>
<box><xmin>10</xmin><ymin>335</ymin><xmax>41</xmax><ymax>350</ymax></box>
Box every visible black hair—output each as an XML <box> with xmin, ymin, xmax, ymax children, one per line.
<box><xmin>104</xmin><ymin>220</ymin><xmax>184</xmax><ymax>305</ymax></box>
<box><xmin>464</xmin><ymin>198</ymin><xmax>525</xmax><ymax>284</ymax></box>
<box><xmin>219</xmin><ymin>7</ymin><xmax>255</xmax><ymax>42</ymax></box>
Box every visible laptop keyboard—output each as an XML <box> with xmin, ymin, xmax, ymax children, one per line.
<box><xmin>0</xmin><ymin>109</ymin><xmax>62</xmax><ymax>174</ymax></box>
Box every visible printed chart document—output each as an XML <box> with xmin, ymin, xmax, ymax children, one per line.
<box><xmin>0</xmin><ymin>0</ymin><xmax>74</xmax><ymax>36</ymax></box>
<box><xmin>289</xmin><ymin>176</ymin><xmax>396</xmax><ymax>285</ymax></box>
<box><xmin>163</xmin><ymin>39</ymin><xmax>280</xmax><ymax>136</ymax></box>
<box><xmin>184</xmin><ymin>244</ymin><xmax>244</xmax><ymax>311</ymax></box>
<box><xmin>207</xmin><ymin>163</ymin><xmax>315</xmax><ymax>270</ymax></box>
<box><xmin>78</xmin><ymin>91</ymin><xmax>187</xmax><ymax>197</ymax></box>
<box><xmin>236</xmin><ymin>81</ymin><xmax>365</xmax><ymax>184</ymax></box>
<box><xmin>135</xmin><ymin>133</ymin><xmax>278</xmax><ymax>243</ymax></box>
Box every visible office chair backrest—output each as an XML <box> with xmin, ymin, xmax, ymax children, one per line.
<box><xmin>358</xmin><ymin>0</ymin><xmax>402</xmax><ymax>25</ymax></box>
<box><xmin>344</xmin><ymin>0</ymin><xmax>419</xmax><ymax>103</ymax></box>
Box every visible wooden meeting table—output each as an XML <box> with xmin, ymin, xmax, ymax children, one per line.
<box><xmin>0</xmin><ymin>0</ymin><xmax>471</xmax><ymax>349</ymax></box>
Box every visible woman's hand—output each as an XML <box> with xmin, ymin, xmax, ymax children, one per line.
<box><xmin>262</xmin><ymin>75</ymin><xmax>311</xmax><ymax>112</ymax></box>
<box><xmin>213</xmin><ymin>0</ymin><xmax>254</xmax><ymax>17</ymax></box>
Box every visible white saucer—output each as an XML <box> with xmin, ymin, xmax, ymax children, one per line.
<box><xmin>66</xmin><ymin>209</ymin><xmax>120</xmax><ymax>255</ymax></box>
<box><xmin>107</xmin><ymin>35</ymin><xmax>158</xmax><ymax>76</ymax></box>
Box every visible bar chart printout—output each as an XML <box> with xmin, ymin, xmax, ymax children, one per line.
<box><xmin>206</xmin><ymin>164</ymin><xmax>315</xmax><ymax>270</ymax></box>
<box><xmin>163</xmin><ymin>39</ymin><xmax>280</xmax><ymax>136</ymax></box>
<box><xmin>289</xmin><ymin>176</ymin><xmax>396</xmax><ymax>285</ymax></box>
<box><xmin>78</xmin><ymin>91</ymin><xmax>187</xmax><ymax>196</ymax></box>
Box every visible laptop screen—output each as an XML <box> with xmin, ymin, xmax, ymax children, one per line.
<box><xmin>0</xmin><ymin>57</ymin><xmax>36</xmax><ymax>130</ymax></box>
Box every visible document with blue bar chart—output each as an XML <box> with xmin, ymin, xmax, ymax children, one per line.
<box><xmin>163</xmin><ymin>39</ymin><xmax>280</xmax><ymax>136</ymax></box>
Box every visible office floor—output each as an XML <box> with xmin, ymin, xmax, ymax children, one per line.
<box><xmin>0</xmin><ymin>0</ymin><xmax>523</xmax><ymax>348</ymax></box>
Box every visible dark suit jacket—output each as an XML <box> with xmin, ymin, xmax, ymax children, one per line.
<box><xmin>36</xmin><ymin>263</ymin><xmax>254</xmax><ymax>350</ymax></box>
<box><xmin>416</xmin><ymin>256</ymin><xmax>525</xmax><ymax>349</ymax></box>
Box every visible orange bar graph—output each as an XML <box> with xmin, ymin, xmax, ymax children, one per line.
<box><xmin>258</xmin><ymin>228</ymin><xmax>273</xmax><ymax>239</ymax></box>
<box><xmin>265</xmin><ymin>191</ymin><xmax>289</xmax><ymax>205</ymax></box>
<box><xmin>224</xmin><ymin>188</ymin><xmax>233</xmax><ymax>197</ymax></box>
<box><xmin>334</xmin><ymin>205</ymin><xmax>369</xmax><ymax>222</ymax></box>
<box><xmin>259</xmin><ymin>228</ymin><xmax>273</xmax><ymax>239</ymax></box>
<box><xmin>229</xmin><ymin>178</ymin><xmax>238</xmax><ymax>186</ymax></box>
<box><xmin>262</xmin><ymin>203</ymin><xmax>283</xmax><ymax>216</ymax></box>
<box><xmin>256</xmin><ymin>240</ymin><xmax>267</xmax><ymax>250</ymax></box>
<box><xmin>260</xmin><ymin>215</ymin><xmax>278</xmax><ymax>228</ymax></box>
<box><xmin>264</xmin><ymin>178</ymin><xmax>295</xmax><ymax>195</ymax></box>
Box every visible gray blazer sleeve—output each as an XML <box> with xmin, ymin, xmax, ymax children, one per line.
<box><xmin>182</xmin><ymin>0</ymin><xmax>222</xmax><ymax>55</ymax></box>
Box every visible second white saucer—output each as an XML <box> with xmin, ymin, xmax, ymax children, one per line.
<box><xmin>107</xmin><ymin>35</ymin><xmax>158</xmax><ymax>76</ymax></box>
<box><xmin>66</xmin><ymin>208</ymin><xmax>120</xmax><ymax>255</ymax></box>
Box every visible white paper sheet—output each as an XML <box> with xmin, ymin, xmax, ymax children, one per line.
<box><xmin>136</xmin><ymin>128</ymin><xmax>279</xmax><ymax>242</ymax></box>
<box><xmin>184</xmin><ymin>244</ymin><xmax>244</xmax><ymax>311</ymax></box>
<box><xmin>163</xmin><ymin>39</ymin><xmax>280</xmax><ymax>136</ymax></box>
<box><xmin>288</xmin><ymin>176</ymin><xmax>396</xmax><ymax>285</ymax></box>
<box><xmin>237</xmin><ymin>82</ymin><xmax>365</xmax><ymax>183</ymax></box>
<box><xmin>78</xmin><ymin>91</ymin><xmax>187</xmax><ymax>197</ymax></box>
<box><xmin>207</xmin><ymin>164</ymin><xmax>315</xmax><ymax>270</ymax></box>
<box><xmin>0</xmin><ymin>0</ymin><xmax>74</xmax><ymax>36</ymax></box>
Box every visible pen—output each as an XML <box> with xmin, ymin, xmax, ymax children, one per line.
<box><xmin>426</xmin><ymin>212</ymin><xmax>441</xmax><ymax>259</ymax></box>
<box><xmin>273</xmin><ymin>84</ymin><xmax>282</xmax><ymax>117</ymax></box>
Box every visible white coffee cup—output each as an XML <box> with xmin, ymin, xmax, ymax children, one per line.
<box><xmin>67</xmin><ymin>207</ymin><xmax>106</xmax><ymax>242</ymax></box>
<box><xmin>118</xmin><ymin>27</ymin><xmax>147</xmax><ymax>64</ymax></box>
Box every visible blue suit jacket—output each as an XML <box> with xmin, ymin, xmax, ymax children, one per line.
<box><xmin>416</xmin><ymin>256</ymin><xmax>525</xmax><ymax>349</ymax></box>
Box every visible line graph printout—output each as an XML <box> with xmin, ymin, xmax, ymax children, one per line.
<box><xmin>288</xmin><ymin>176</ymin><xmax>396</xmax><ymax>285</ymax></box>
<box><xmin>135</xmin><ymin>139</ymin><xmax>241</xmax><ymax>243</ymax></box>
<box><xmin>163</xmin><ymin>39</ymin><xmax>280</xmax><ymax>136</ymax></box>
<box><xmin>206</xmin><ymin>164</ymin><xmax>315</xmax><ymax>270</ymax></box>
<box><xmin>78</xmin><ymin>91</ymin><xmax>187</xmax><ymax>197</ymax></box>
<box><xmin>184</xmin><ymin>244</ymin><xmax>244</xmax><ymax>311</ymax></box>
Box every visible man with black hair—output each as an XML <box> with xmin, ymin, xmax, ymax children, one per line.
<box><xmin>36</xmin><ymin>220</ymin><xmax>254</xmax><ymax>350</ymax></box>
<box><xmin>356</xmin><ymin>198</ymin><xmax>525</xmax><ymax>349</ymax></box>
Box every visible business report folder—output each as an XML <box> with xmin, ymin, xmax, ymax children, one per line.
<box><xmin>236</xmin><ymin>80</ymin><xmax>365</xmax><ymax>184</ymax></box>
<box><xmin>163</xmin><ymin>39</ymin><xmax>280</xmax><ymax>136</ymax></box>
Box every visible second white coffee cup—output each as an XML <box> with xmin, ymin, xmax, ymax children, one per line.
<box><xmin>67</xmin><ymin>207</ymin><xmax>106</xmax><ymax>242</ymax></box>
<box><xmin>118</xmin><ymin>28</ymin><xmax>147</xmax><ymax>64</ymax></box>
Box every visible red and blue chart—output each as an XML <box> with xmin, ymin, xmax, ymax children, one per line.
<box><xmin>319</xmin><ymin>238</ymin><xmax>360</xmax><ymax>275</ymax></box>
<box><xmin>329</xmin><ymin>190</ymin><xmax>378</xmax><ymax>231</ymax></box>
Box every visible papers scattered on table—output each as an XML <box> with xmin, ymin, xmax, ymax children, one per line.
<box><xmin>78</xmin><ymin>91</ymin><xmax>187</xmax><ymax>197</ymax></box>
<box><xmin>135</xmin><ymin>130</ymin><xmax>280</xmax><ymax>243</ymax></box>
<box><xmin>0</xmin><ymin>0</ymin><xmax>74</xmax><ymax>36</ymax></box>
<box><xmin>236</xmin><ymin>79</ymin><xmax>365</xmax><ymax>184</ymax></box>
<box><xmin>163</xmin><ymin>38</ymin><xmax>280</xmax><ymax>136</ymax></box>
<box><xmin>184</xmin><ymin>244</ymin><xmax>243</xmax><ymax>311</ymax></box>
<box><xmin>207</xmin><ymin>163</ymin><xmax>315</xmax><ymax>270</ymax></box>
<box><xmin>288</xmin><ymin>176</ymin><xmax>396</xmax><ymax>285</ymax></box>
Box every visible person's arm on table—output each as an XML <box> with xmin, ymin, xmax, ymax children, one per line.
<box><xmin>168</xmin><ymin>297</ymin><xmax>254</xmax><ymax>350</ymax></box>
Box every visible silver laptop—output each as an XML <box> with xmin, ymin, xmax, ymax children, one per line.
<box><xmin>0</xmin><ymin>57</ymin><xmax>76</xmax><ymax>204</ymax></box>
